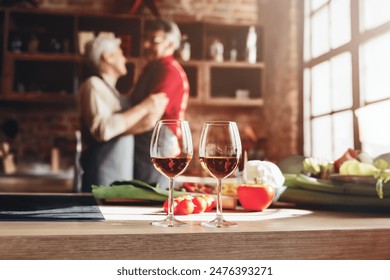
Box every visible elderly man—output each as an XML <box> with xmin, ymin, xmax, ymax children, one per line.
<box><xmin>130</xmin><ymin>19</ymin><xmax>190</xmax><ymax>188</ymax></box>
<box><xmin>78</xmin><ymin>33</ymin><xmax>168</xmax><ymax>192</ymax></box>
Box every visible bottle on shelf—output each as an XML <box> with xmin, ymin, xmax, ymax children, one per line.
<box><xmin>210</xmin><ymin>39</ymin><xmax>224</xmax><ymax>62</ymax></box>
<box><xmin>230</xmin><ymin>39</ymin><xmax>238</xmax><ymax>62</ymax></box>
<box><xmin>49</xmin><ymin>38</ymin><xmax>62</xmax><ymax>53</ymax></box>
<box><xmin>246</xmin><ymin>26</ymin><xmax>257</xmax><ymax>64</ymax></box>
<box><xmin>27</xmin><ymin>34</ymin><xmax>39</xmax><ymax>53</ymax></box>
<box><xmin>180</xmin><ymin>34</ymin><xmax>191</xmax><ymax>61</ymax></box>
<box><xmin>10</xmin><ymin>35</ymin><xmax>23</xmax><ymax>53</ymax></box>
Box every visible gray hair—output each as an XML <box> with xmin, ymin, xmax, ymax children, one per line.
<box><xmin>84</xmin><ymin>33</ymin><xmax>121</xmax><ymax>71</ymax></box>
<box><xmin>146</xmin><ymin>19</ymin><xmax>181</xmax><ymax>50</ymax></box>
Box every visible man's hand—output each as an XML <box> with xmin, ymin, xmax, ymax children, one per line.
<box><xmin>141</xmin><ymin>92</ymin><xmax>169</xmax><ymax>128</ymax></box>
<box><xmin>144</xmin><ymin>92</ymin><xmax>169</xmax><ymax>115</ymax></box>
<box><xmin>127</xmin><ymin>92</ymin><xmax>168</xmax><ymax>134</ymax></box>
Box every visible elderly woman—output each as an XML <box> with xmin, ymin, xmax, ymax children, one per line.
<box><xmin>78</xmin><ymin>33</ymin><xmax>168</xmax><ymax>192</ymax></box>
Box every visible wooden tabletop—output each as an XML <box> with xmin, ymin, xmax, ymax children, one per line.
<box><xmin>1</xmin><ymin>204</ymin><xmax>390</xmax><ymax>260</ymax></box>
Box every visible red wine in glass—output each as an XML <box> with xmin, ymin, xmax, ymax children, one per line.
<box><xmin>198</xmin><ymin>121</ymin><xmax>241</xmax><ymax>228</ymax></box>
<box><xmin>151</xmin><ymin>156</ymin><xmax>192</xmax><ymax>178</ymax></box>
<box><xmin>150</xmin><ymin>120</ymin><xmax>193</xmax><ymax>227</ymax></box>
<box><xmin>199</xmin><ymin>156</ymin><xmax>238</xmax><ymax>179</ymax></box>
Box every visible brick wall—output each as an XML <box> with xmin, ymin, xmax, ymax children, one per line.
<box><xmin>0</xmin><ymin>105</ymin><xmax>79</xmax><ymax>169</ymax></box>
<box><xmin>263</xmin><ymin>0</ymin><xmax>301</xmax><ymax>162</ymax></box>
<box><xmin>39</xmin><ymin>0</ymin><xmax>258</xmax><ymax>24</ymax></box>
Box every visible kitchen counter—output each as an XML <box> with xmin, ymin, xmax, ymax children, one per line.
<box><xmin>1</xmin><ymin>201</ymin><xmax>390</xmax><ymax>260</ymax></box>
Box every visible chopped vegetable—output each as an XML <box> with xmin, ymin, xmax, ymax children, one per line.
<box><xmin>339</xmin><ymin>160</ymin><xmax>376</xmax><ymax>176</ymax></box>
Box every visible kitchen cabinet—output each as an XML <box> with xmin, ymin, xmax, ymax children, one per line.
<box><xmin>0</xmin><ymin>7</ymin><xmax>264</xmax><ymax>107</ymax></box>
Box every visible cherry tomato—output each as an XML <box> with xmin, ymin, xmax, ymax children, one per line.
<box><xmin>163</xmin><ymin>199</ymin><xmax>177</xmax><ymax>214</ymax></box>
<box><xmin>181</xmin><ymin>182</ymin><xmax>215</xmax><ymax>194</ymax></box>
<box><xmin>182</xmin><ymin>182</ymin><xmax>196</xmax><ymax>192</ymax></box>
<box><xmin>163</xmin><ymin>196</ymin><xmax>186</xmax><ymax>214</ymax></box>
<box><xmin>237</xmin><ymin>184</ymin><xmax>275</xmax><ymax>211</ymax></box>
<box><xmin>202</xmin><ymin>195</ymin><xmax>216</xmax><ymax>212</ymax></box>
<box><xmin>176</xmin><ymin>199</ymin><xmax>195</xmax><ymax>215</ymax></box>
<box><xmin>191</xmin><ymin>196</ymin><xmax>208</xmax><ymax>213</ymax></box>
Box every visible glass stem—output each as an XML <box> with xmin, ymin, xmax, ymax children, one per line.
<box><xmin>167</xmin><ymin>178</ymin><xmax>175</xmax><ymax>220</ymax></box>
<box><xmin>216</xmin><ymin>178</ymin><xmax>223</xmax><ymax>219</ymax></box>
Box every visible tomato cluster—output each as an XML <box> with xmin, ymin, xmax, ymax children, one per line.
<box><xmin>163</xmin><ymin>195</ymin><xmax>216</xmax><ymax>215</ymax></box>
<box><xmin>180</xmin><ymin>182</ymin><xmax>214</xmax><ymax>194</ymax></box>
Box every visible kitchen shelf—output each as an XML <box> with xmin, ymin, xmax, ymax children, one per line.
<box><xmin>5</xmin><ymin>52</ymin><xmax>82</xmax><ymax>61</ymax></box>
<box><xmin>0</xmin><ymin>93</ymin><xmax>76</xmax><ymax>103</ymax></box>
<box><xmin>203</xmin><ymin>97</ymin><xmax>264</xmax><ymax>107</ymax></box>
<box><xmin>0</xmin><ymin>7</ymin><xmax>265</xmax><ymax>107</ymax></box>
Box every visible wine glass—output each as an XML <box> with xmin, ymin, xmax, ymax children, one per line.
<box><xmin>199</xmin><ymin>121</ymin><xmax>242</xmax><ymax>228</ymax></box>
<box><xmin>150</xmin><ymin>120</ymin><xmax>193</xmax><ymax>227</ymax></box>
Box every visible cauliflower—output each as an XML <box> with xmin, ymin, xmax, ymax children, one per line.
<box><xmin>243</xmin><ymin>160</ymin><xmax>285</xmax><ymax>187</ymax></box>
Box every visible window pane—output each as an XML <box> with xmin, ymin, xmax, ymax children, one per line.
<box><xmin>333</xmin><ymin>111</ymin><xmax>354</xmax><ymax>159</ymax></box>
<box><xmin>360</xmin><ymin>31</ymin><xmax>390</xmax><ymax>103</ymax></box>
<box><xmin>331</xmin><ymin>52</ymin><xmax>352</xmax><ymax>110</ymax></box>
<box><xmin>330</xmin><ymin>0</ymin><xmax>351</xmax><ymax>48</ymax></box>
<box><xmin>312</xmin><ymin>116</ymin><xmax>332</xmax><ymax>160</ymax></box>
<box><xmin>304</xmin><ymin>68</ymin><xmax>312</xmax><ymax>156</ymax></box>
<box><xmin>311</xmin><ymin>6</ymin><xmax>330</xmax><ymax>58</ymax></box>
<box><xmin>312</xmin><ymin>61</ymin><xmax>331</xmax><ymax>115</ymax></box>
<box><xmin>356</xmin><ymin>100</ymin><xmax>390</xmax><ymax>157</ymax></box>
<box><xmin>304</xmin><ymin>16</ymin><xmax>311</xmax><ymax>61</ymax></box>
<box><xmin>312</xmin><ymin>0</ymin><xmax>328</xmax><ymax>11</ymax></box>
<box><xmin>361</xmin><ymin>0</ymin><xmax>390</xmax><ymax>31</ymax></box>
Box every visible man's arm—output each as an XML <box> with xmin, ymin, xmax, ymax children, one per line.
<box><xmin>123</xmin><ymin>92</ymin><xmax>168</xmax><ymax>134</ymax></box>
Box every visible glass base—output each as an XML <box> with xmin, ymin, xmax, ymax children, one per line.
<box><xmin>151</xmin><ymin>217</ymin><xmax>188</xmax><ymax>227</ymax></box>
<box><xmin>201</xmin><ymin>216</ymin><xmax>237</xmax><ymax>228</ymax></box>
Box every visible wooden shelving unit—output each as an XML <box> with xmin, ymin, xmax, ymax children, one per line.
<box><xmin>0</xmin><ymin>7</ymin><xmax>265</xmax><ymax>107</ymax></box>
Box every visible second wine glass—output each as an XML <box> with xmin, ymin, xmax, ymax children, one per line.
<box><xmin>150</xmin><ymin>120</ymin><xmax>193</xmax><ymax>227</ymax></box>
<box><xmin>198</xmin><ymin>121</ymin><xmax>242</xmax><ymax>227</ymax></box>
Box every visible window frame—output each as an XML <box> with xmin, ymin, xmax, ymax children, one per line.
<box><xmin>303</xmin><ymin>0</ymin><xmax>390</xmax><ymax>158</ymax></box>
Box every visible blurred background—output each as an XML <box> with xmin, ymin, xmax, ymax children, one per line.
<box><xmin>0</xmin><ymin>0</ymin><xmax>389</xmax><ymax>191</ymax></box>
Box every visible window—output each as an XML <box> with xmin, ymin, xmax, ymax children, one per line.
<box><xmin>304</xmin><ymin>0</ymin><xmax>390</xmax><ymax>159</ymax></box>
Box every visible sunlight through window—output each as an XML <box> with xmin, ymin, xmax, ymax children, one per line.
<box><xmin>333</xmin><ymin>111</ymin><xmax>354</xmax><ymax>158</ymax></box>
<box><xmin>311</xmin><ymin>6</ymin><xmax>330</xmax><ymax>58</ymax></box>
<box><xmin>304</xmin><ymin>0</ymin><xmax>390</xmax><ymax>159</ymax></box>
<box><xmin>360</xmin><ymin>31</ymin><xmax>390</xmax><ymax>103</ymax></box>
<box><xmin>361</xmin><ymin>0</ymin><xmax>390</xmax><ymax>31</ymax></box>
<box><xmin>331</xmin><ymin>52</ymin><xmax>352</xmax><ymax>110</ymax></box>
<box><xmin>330</xmin><ymin>0</ymin><xmax>351</xmax><ymax>48</ymax></box>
